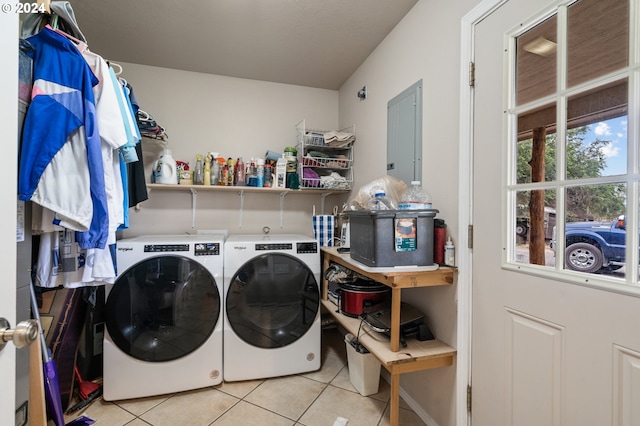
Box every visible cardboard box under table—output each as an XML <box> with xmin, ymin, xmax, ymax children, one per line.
<box><xmin>346</xmin><ymin>209</ymin><xmax>438</xmax><ymax>267</ymax></box>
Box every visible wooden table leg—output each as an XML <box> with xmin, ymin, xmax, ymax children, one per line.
<box><xmin>390</xmin><ymin>370</ymin><xmax>400</xmax><ymax>426</ymax></box>
<box><xmin>389</xmin><ymin>287</ymin><xmax>401</xmax><ymax>352</ymax></box>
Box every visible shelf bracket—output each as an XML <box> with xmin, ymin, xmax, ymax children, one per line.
<box><xmin>279</xmin><ymin>192</ymin><xmax>288</xmax><ymax>228</ymax></box>
<box><xmin>190</xmin><ymin>188</ymin><xmax>198</xmax><ymax>228</ymax></box>
<box><xmin>237</xmin><ymin>190</ymin><xmax>245</xmax><ymax>228</ymax></box>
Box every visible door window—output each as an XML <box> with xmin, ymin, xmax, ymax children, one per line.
<box><xmin>507</xmin><ymin>0</ymin><xmax>639</xmax><ymax>290</ymax></box>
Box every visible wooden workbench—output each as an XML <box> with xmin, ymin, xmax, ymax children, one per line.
<box><xmin>321</xmin><ymin>247</ymin><xmax>457</xmax><ymax>426</ymax></box>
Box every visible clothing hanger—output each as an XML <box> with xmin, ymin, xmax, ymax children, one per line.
<box><xmin>109</xmin><ymin>62</ymin><xmax>124</xmax><ymax>76</ymax></box>
<box><xmin>45</xmin><ymin>24</ymin><xmax>85</xmax><ymax>47</ymax></box>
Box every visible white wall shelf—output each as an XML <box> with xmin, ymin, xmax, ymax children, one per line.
<box><xmin>146</xmin><ymin>183</ymin><xmax>350</xmax><ymax>195</ymax></box>
<box><xmin>144</xmin><ymin>183</ymin><xmax>350</xmax><ymax>228</ymax></box>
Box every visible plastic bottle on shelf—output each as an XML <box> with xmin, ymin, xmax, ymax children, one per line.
<box><xmin>445</xmin><ymin>236</ymin><xmax>455</xmax><ymax>266</ymax></box>
<box><xmin>227</xmin><ymin>158</ymin><xmax>236</xmax><ymax>186</ymax></box>
<box><xmin>211</xmin><ymin>157</ymin><xmax>219</xmax><ymax>185</ymax></box>
<box><xmin>256</xmin><ymin>158</ymin><xmax>265</xmax><ymax>187</ymax></box>
<box><xmin>246</xmin><ymin>158</ymin><xmax>257</xmax><ymax>186</ymax></box>
<box><xmin>399</xmin><ymin>181</ymin><xmax>432</xmax><ymax>210</ymax></box>
<box><xmin>203</xmin><ymin>153</ymin><xmax>212</xmax><ymax>186</ymax></box>
<box><xmin>235</xmin><ymin>157</ymin><xmax>245</xmax><ymax>186</ymax></box>
<box><xmin>153</xmin><ymin>149</ymin><xmax>178</xmax><ymax>184</ymax></box>
<box><xmin>193</xmin><ymin>154</ymin><xmax>204</xmax><ymax>185</ymax></box>
<box><xmin>367</xmin><ymin>190</ymin><xmax>396</xmax><ymax>210</ymax></box>
<box><xmin>221</xmin><ymin>162</ymin><xmax>229</xmax><ymax>186</ymax></box>
<box><xmin>275</xmin><ymin>155</ymin><xmax>287</xmax><ymax>188</ymax></box>
<box><xmin>263</xmin><ymin>163</ymin><xmax>273</xmax><ymax>188</ymax></box>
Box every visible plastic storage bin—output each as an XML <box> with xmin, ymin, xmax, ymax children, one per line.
<box><xmin>345</xmin><ymin>209</ymin><xmax>438</xmax><ymax>267</ymax></box>
<box><xmin>345</xmin><ymin>334</ymin><xmax>381</xmax><ymax>396</ymax></box>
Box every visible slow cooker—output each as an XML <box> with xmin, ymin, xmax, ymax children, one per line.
<box><xmin>339</xmin><ymin>280</ymin><xmax>390</xmax><ymax>317</ymax></box>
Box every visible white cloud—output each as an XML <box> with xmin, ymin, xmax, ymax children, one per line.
<box><xmin>594</xmin><ymin>122</ymin><xmax>611</xmax><ymax>136</ymax></box>
<box><xmin>601</xmin><ymin>141</ymin><xmax>620</xmax><ymax>158</ymax></box>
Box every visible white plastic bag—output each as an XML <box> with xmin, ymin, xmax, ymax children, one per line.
<box><xmin>344</xmin><ymin>175</ymin><xmax>407</xmax><ymax>211</ymax></box>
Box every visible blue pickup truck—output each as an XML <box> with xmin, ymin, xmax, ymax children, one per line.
<box><xmin>551</xmin><ymin>215</ymin><xmax>626</xmax><ymax>273</ymax></box>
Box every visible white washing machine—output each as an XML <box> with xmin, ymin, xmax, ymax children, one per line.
<box><xmin>103</xmin><ymin>234</ymin><xmax>225</xmax><ymax>401</ymax></box>
<box><xmin>223</xmin><ymin>234</ymin><xmax>321</xmax><ymax>381</ymax></box>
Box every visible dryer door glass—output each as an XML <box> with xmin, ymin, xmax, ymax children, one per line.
<box><xmin>226</xmin><ymin>253</ymin><xmax>319</xmax><ymax>348</ymax></box>
<box><xmin>106</xmin><ymin>255</ymin><xmax>221</xmax><ymax>362</ymax></box>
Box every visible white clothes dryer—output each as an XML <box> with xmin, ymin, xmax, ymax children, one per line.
<box><xmin>103</xmin><ymin>234</ymin><xmax>225</xmax><ymax>401</ymax></box>
<box><xmin>223</xmin><ymin>234</ymin><xmax>321</xmax><ymax>381</ymax></box>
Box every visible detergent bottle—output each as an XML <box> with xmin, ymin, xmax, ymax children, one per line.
<box><xmin>153</xmin><ymin>149</ymin><xmax>178</xmax><ymax>184</ymax></box>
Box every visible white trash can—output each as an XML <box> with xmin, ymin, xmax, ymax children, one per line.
<box><xmin>345</xmin><ymin>334</ymin><xmax>381</xmax><ymax>396</ymax></box>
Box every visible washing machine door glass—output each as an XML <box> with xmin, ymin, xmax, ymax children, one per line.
<box><xmin>106</xmin><ymin>255</ymin><xmax>220</xmax><ymax>362</ymax></box>
<box><xmin>227</xmin><ymin>253</ymin><xmax>319</xmax><ymax>348</ymax></box>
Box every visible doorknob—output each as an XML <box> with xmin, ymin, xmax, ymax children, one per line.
<box><xmin>0</xmin><ymin>317</ymin><xmax>39</xmax><ymax>351</ymax></box>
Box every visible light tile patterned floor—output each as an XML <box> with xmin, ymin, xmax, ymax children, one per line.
<box><xmin>57</xmin><ymin>328</ymin><xmax>426</xmax><ymax>426</ymax></box>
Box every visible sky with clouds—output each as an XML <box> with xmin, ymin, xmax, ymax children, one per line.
<box><xmin>584</xmin><ymin>116</ymin><xmax>627</xmax><ymax>176</ymax></box>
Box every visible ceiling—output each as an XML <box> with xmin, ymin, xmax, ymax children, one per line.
<box><xmin>68</xmin><ymin>0</ymin><xmax>419</xmax><ymax>90</ymax></box>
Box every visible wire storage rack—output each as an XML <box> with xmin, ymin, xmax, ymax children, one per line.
<box><xmin>295</xmin><ymin>120</ymin><xmax>355</xmax><ymax>190</ymax></box>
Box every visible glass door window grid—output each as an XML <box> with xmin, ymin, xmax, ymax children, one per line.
<box><xmin>503</xmin><ymin>0</ymin><xmax>640</xmax><ymax>292</ymax></box>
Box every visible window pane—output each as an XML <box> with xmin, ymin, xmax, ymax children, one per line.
<box><xmin>567</xmin><ymin>0</ymin><xmax>629</xmax><ymax>88</ymax></box>
<box><xmin>514</xmin><ymin>189</ymin><xmax>556</xmax><ymax>267</ymax></box>
<box><xmin>566</xmin><ymin>82</ymin><xmax>628</xmax><ymax>179</ymax></box>
<box><xmin>516</xmin><ymin>127</ymin><xmax>556</xmax><ymax>184</ymax></box>
<box><xmin>562</xmin><ymin>183</ymin><xmax>626</xmax><ymax>276</ymax></box>
<box><xmin>516</xmin><ymin>15</ymin><xmax>557</xmax><ymax>105</ymax></box>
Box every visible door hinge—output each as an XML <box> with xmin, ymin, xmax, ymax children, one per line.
<box><xmin>468</xmin><ymin>224</ymin><xmax>473</xmax><ymax>249</ymax></box>
<box><xmin>467</xmin><ymin>384</ymin><xmax>472</xmax><ymax>412</ymax></box>
<box><xmin>469</xmin><ymin>61</ymin><xmax>475</xmax><ymax>87</ymax></box>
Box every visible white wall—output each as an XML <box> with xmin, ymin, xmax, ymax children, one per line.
<box><xmin>116</xmin><ymin>63</ymin><xmax>346</xmax><ymax>237</ymax></box>
<box><xmin>338</xmin><ymin>0</ymin><xmax>480</xmax><ymax>424</ymax></box>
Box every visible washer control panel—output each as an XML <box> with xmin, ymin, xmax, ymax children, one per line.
<box><xmin>144</xmin><ymin>243</ymin><xmax>189</xmax><ymax>253</ymax></box>
<box><xmin>194</xmin><ymin>242</ymin><xmax>221</xmax><ymax>256</ymax></box>
<box><xmin>143</xmin><ymin>242</ymin><xmax>220</xmax><ymax>256</ymax></box>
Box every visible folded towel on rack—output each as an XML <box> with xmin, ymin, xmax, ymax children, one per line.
<box><xmin>320</xmin><ymin>172</ymin><xmax>350</xmax><ymax>190</ymax></box>
<box><xmin>323</xmin><ymin>131</ymin><xmax>355</xmax><ymax>147</ymax></box>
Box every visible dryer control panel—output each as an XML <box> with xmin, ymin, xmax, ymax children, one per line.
<box><xmin>253</xmin><ymin>242</ymin><xmax>318</xmax><ymax>254</ymax></box>
<box><xmin>255</xmin><ymin>243</ymin><xmax>292</xmax><ymax>251</ymax></box>
<box><xmin>296</xmin><ymin>242</ymin><xmax>318</xmax><ymax>254</ymax></box>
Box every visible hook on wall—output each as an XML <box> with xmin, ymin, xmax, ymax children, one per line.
<box><xmin>357</xmin><ymin>86</ymin><xmax>367</xmax><ymax>100</ymax></box>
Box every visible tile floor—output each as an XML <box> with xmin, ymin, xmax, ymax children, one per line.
<box><xmin>57</xmin><ymin>327</ymin><xmax>426</xmax><ymax>426</ymax></box>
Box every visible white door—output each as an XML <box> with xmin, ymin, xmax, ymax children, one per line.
<box><xmin>472</xmin><ymin>1</ymin><xmax>640</xmax><ymax>425</ymax></box>
<box><xmin>1</xmin><ymin>11</ymin><xmax>20</xmax><ymax>426</ymax></box>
